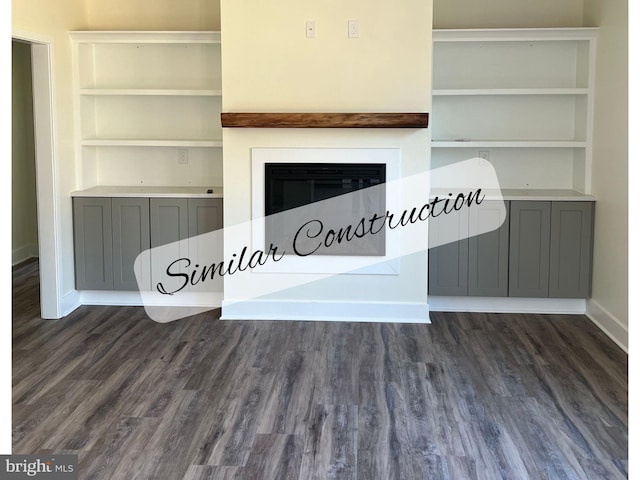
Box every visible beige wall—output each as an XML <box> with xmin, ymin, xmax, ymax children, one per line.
<box><xmin>12</xmin><ymin>0</ymin><xmax>88</xmax><ymax>296</ymax></box>
<box><xmin>221</xmin><ymin>0</ymin><xmax>433</xmax><ymax>308</ymax></box>
<box><xmin>86</xmin><ymin>0</ymin><xmax>219</xmax><ymax>30</ymax></box>
<box><xmin>12</xmin><ymin>40</ymin><xmax>38</xmax><ymax>263</ymax></box>
<box><xmin>433</xmin><ymin>0</ymin><xmax>583</xmax><ymax>28</ymax></box>
<box><xmin>583</xmin><ymin>0</ymin><xmax>628</xmax><ymax>349</ymax></box>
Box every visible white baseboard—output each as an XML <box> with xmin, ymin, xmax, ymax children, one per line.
<box><xmin>73</xmin><ymin>291</ymin><xmax>222</xmax><ymax>324</ymax></box>
<box><xmin>60</xmin><ymin>290</ymin><xmax>82</xmax><ymax>317</ymax></box>
<box><xmin>79</xmin><ymin>290</ymin><xmax>223</xmax><ymax>307</ymax></box>
<box><xmin>12</xmin><ymin>243</ymin><xmax>38</xmax><ymax>265</ymax></box>
<box><xmin>221</xmin><ymin>299</ymin><xmax>430</xmax><ymax>323</ymax></box>
<box><xmin>586</xmin><ymin>299</ymin><xmax>628</xmax><ymax>353</ymax></box>
<box><xmin>79</xmin><ymin>290</ymin><xmax>145</xmax><ymax>306</ymax></box>
<box><xmin>428</xmin><ymin>296</ymin><xmax>587</xmax><ymax>314</ymax></box>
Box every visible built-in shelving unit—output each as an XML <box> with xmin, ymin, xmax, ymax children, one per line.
<box><xmin>431</xmin><ymin>28</ymin><xmax>597</xmax><ymax>195</ymax></box>
<box><xmin>71</xmin><ymin>31</ymin><xmax>223</xmax><ymax>189</ymax></box>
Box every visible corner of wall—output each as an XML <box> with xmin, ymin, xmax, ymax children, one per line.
<box><xmin>586</xmin><ymin>299</ymin><xmax>628</xmax><ymax>352</ymax></box>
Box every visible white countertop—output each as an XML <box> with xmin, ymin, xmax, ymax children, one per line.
<box><xmin>71</xmin><ymin>186</ymin><xmax>594</xmax><ymax>202</ymax></box>
<box><xmin>70</xmin><ymin>186</ymin><xmax>224</xmax><ymax>198</ymax></box>
<box><xmin>430</xmin><ymin>188</ymin><xmax>595</xmax><ymax>202</ymax></box>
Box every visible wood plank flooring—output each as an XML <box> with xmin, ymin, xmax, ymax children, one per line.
<box><xmin>13</xmin><ymin>259</ymin><xmax>628</xmax><ymax>479</ymax></box>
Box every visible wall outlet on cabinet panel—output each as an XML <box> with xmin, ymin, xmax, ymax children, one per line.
<box><xmin>348</xmin><ymin>20</ymin><xmax>360</xmax><ymax>38</ymax></box>
<box><xmin>178</xmin><ymin>148</ymin><xmax>189</xmax><ymax>165</ymax></box>
<box><xmin>478</xmin><ymin>150</ymin><xmax>490</xmax><ymax>166</ymax></box>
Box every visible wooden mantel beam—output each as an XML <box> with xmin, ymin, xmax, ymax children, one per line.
<box><xmin>220</xmin><ymin>112</ymin><xmax>429</xmax><ymax>128</ymax></box>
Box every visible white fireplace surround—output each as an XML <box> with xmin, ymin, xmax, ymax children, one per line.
<box><xmin>250</xmin><ymin>147</ymin><xmax>402</xmax><ymax>275</ymax></box>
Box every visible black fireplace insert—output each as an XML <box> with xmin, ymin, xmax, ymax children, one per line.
<box><xmin>264</xmin><ymin>163</ymin><xmax>386</xmax><ymax>256</ymax></box>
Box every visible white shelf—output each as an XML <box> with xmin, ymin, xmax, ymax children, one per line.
<box><xmin>430</xmin><ymin>188</ymin><xmax>595</xmax><ymax>201</ymax></box>
<box><xmin>82</xmin><ymin>139</ymin><xmax>223</xmax><ymax>148</ymax></box>
<box><xmin>80</xmin><ymin>89</ymin><xmax>222</xmax><ymax>96</ymax></box>
<box><xmin>430</xmin><ymin>28</ymin><xmax>596</xmax><ymax>193</ymax></box>
<box><xmin>432</xmin><ymin>88</ymin><xmax>588</xmax><ymax>96</ymax></box>
<box><xmin>70</xmin><ymin>31</ymin><xmax>220</xmax><ymax>44</ymax></box>
<box><xmin>433</xmin><ymin>27</ymin><xmax>599</xmax><ymax>42</ymax></box>
<box><xmin>71</xmin><ymin>185</ymin><xmax>224</xmax><ymax>198</ymax></box>
<box><xmin>431</xmin><ymin>141</ymin><xmax>587</xmax><ymax>148</ymax></box>
<box><xmin>72</xmin><ymin>31</ymin><xmax>224</xmax><ymax>188</ymax></box>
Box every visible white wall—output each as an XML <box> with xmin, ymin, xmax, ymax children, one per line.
<box><xmin>433</xmin><ymin>0</ymin><xmax>583</xmax><ymax>28</ymax></box>
<box><xmin>583</xmin><ymin>0</ymin><xmax>628</xmax><ymax>351</ymax></box>
<box><xmin>86</xmin><ymin>0</ymin><xmax>219</xmax><ymax>30</ymax></box>
<box><xmin>12</xmin><ymin>40</ymin><xmax>39</xmax><ymax>265</ymax></box>
<box><xmin>12</xmin><ymin>0</ymin><xmax>88</xmax><ymax>303</ymax></box>
<box><xmin>221</xmin><ymin>0</ymin><xmax>433</xmax><ymax>316</ymax></box>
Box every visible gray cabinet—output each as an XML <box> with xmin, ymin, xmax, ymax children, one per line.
<box><xmin>188</xmin><ymin>198</ymin><xmax>223</xmax><ymax>237</ymax></box>
<box><xmin>428</xmin><ymin>239</ymin><xmax>468</xmax><ymax>296</ymax></box>
<box><xmin>149</xmin><ymin>198</ymin><xmax>223</xmax><ymax>288</ymax></box>
<box><xmin>74</xmin><ymin>197</ymin><xmax>150</xmax><ymax>291</ymax></box>
<box><xmin>549</xmin><ymin>202</ymin><xmax>594</xmax><ymax>298</ymax></box>
<box><xmin>73</xmin><ymin>197</ymin><xmax>113</xmax><ymax>290</ymax></box>
<box><xmin>112</xmin><ymin>198</ymin><xmax>150</xmax><ymax>291</ymax></box>
<box><xmin>150</xmin><ymin>198</ymin><xmax>189</xmax><ymax>247</ymax></box>
<box><xmin>74</xmin><ymin>196</ymin><xmax>223</xmax><ymax>292</ymax></box>
<box><xmin>468</xmin><ymin>201</ymin><xmax>510</xmax><ymax>297</ymax></box>
<box><xmin>508</xmin><ymin>201</ymin><xmax>551</xmax><ymax>297</ymax></box>
<box><xmin>149</xmin><ymin>197</ymin><xmax>222</xmax><ymax>247</ymax></box>
<box><xmin>428</xmin><ymin>208</ymin><xmax>468</xmax><ymax>296</ymax></box>
<box><xmin>187</xmin><ymin>199</ymin><xmax>223</xmax><ymax>283</ymax></box>
<box><xmin>428</xmin><ymin>202</ymin><xmax>509</xmax><ymax>297</ymax></box>
<box><xmin>428</xmin><ymin>200</ymin><xmax>594</xmax><ymax>299</ymax></box>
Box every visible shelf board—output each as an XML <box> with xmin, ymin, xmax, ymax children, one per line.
<box><xmin>433</xmin><ymin>27</ymin><xmax>598</xmax><ymax>43</ymax></box>
<box><xmin>432</xmin><ymin>88</ymin><xmax>588</xmax><ymax>96</ymax></box>
<box><xmin>429</xmin><ymin>188</ymin><xmax>595</xmax><ymax>201</ymax></box>
<box><xmin>221</xmin><ymin>112</ymin><xmax>429</xmax><ymax>128</ymax></box>
<box><xmin>82</xmin><ymin>139</ymin><xmax>223</xmax><ymax>147</ymax></box>
<box><xmin>431</xmin><ymin>140</ymin><xmax>587</xmax><ymax>148</ymax></box>
<box><xmin>80</xmin><ymin>89</ymin><xmax>222</xmax><ymax>96</ymax></box>
<box><xmin>71</xmin><ymin>186</ymin><xmax>224</xmax><ymax>198</ymax></box>
<box><xmin>70</xmin><ymin>31</ymin><xmax>221</xmax><ymax>44</ymax></box>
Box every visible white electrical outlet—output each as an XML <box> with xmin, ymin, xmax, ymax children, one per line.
<box><xmin>178</xmin><ymin>148</ymin><xmax>188</xmax><ymax>165</ymax></box>
<box><xmin>306</xmin><ymin>20</ymin><xmax>316</xmax><ymax>38</ymax></box>
<box><xmin>478</xmin><ymin>150</ymin><xmax>490</xmax><ymax>164</ymax></box>
<box><xmin>348</xmin><ymin>20</ymin><xmax>360</xmax><ymax>38</ymax></box>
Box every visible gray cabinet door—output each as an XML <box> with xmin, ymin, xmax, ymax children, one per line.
<box><xmin>509</xmin><ymin>201</ymin><xmax>551</xmax><ymax>297</ymax></box>
<box><xmin>73</xmin><ymin>197</ymin><xmax>113</xmax><ymax>290</ymax></box>
<box><xmin>150</xmin><ymin>198</ymin><xmax>189</xmax><ymax>247</ymax></box>
<box><xmin>188</xmin><ymin>198</ymin><xmax>223</xmax><ymax>236</ymax></box>
<box><xmin>150</xmin><ymin>198</ymin><xmax>189</xmax><ymax>290</ymax></box>
<box><xmin>468</xmin><ymin>201</ymin><xmax>509</xmax><ymax>297</ymax></box>
<box><xmin>112</xmin><ymin>198</ymin><xmax>150</xmax><ymax>291</ymax></box>
<box><xmin>187</xmin><ymin>198</ymin><xmax>224</xmax><ymax>292</ymax></box>
<box><xmin>428</xmin><ymin>208</ymin><xmax>469</xmax><ymax>296</ymax></box>
<box><xmin>549</xmin><ymin>201</ymin><xmax>594</xmax><ymax>298</ymax></box>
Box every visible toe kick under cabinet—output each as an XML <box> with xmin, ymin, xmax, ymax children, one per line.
<box><xmin>72</xmin><ymin>191</ymin><xmax>223</xmax><ymax>291</ymax></box>
<box><xmin>428</xmin><ymin>199</ymin><xmax>595</xmax><ymax>298</ymax></box>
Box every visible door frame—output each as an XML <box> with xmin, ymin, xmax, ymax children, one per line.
<box><xmin>12</xmin><ymin>30</ymin><xmax>64</xmax><ymax>319</ymax></box>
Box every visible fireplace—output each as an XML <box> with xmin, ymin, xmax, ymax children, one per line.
<box><xmin>265</xmin><ymin>163</ymin><xmax>385</xmax><ymax>214</ymax></box>
<box><xmin>264</xmin><ymin>163</ymin><xmax>386</xmax><ymax>256</ymax></box>
<box><xmin>250</xmin><ymin>148</ymin><xmax>401</xmax><ymax>275</ymax></box>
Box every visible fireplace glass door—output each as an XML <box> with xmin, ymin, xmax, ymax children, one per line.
<box><xmin>264</xmin><ymin>163</ymin><xmax>386</xmax><ymax>256</ymax></box>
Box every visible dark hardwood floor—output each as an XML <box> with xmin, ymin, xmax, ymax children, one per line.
<box><xmin>12</xmin><ymin>259</ymin><xmax>628</xmax><ymax>479</ymax></box>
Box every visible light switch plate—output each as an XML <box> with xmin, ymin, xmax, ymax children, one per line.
<box><xmin>348</xmin><ymin>20</ymin><xmax>359</xmax><ymax>38</ymax></box>
<box><xmin>306</xmin><ymin>20</ymin><xmax>316</xmax><ymax>38</ymax></box>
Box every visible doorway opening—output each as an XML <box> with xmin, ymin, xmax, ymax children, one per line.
<box><xmin>12</xmin><ymin>32</ymin><xmax>63</xmax><ymax>318</ymax></box>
